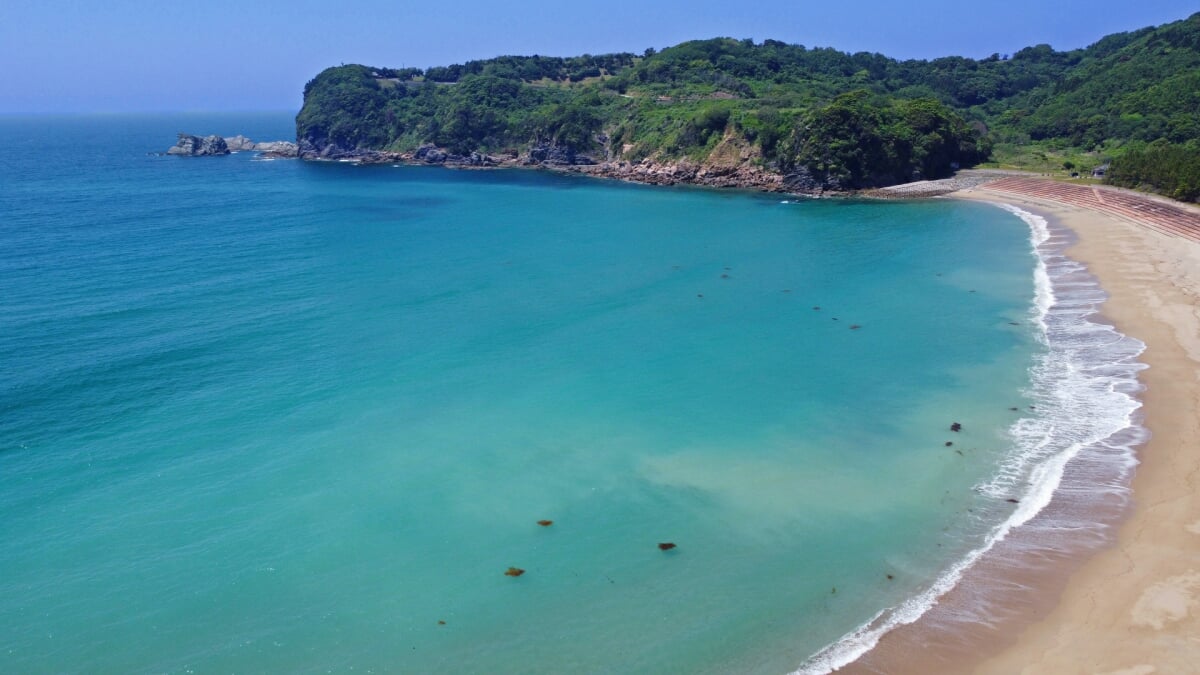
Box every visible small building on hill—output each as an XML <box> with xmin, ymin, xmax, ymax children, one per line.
<box><xmin>1092</xmin><ymin>164</ymin><xmax>1110</xmax><ymax>178</ymax></box>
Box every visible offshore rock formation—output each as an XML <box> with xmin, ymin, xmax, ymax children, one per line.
<box><xmin>166</xmin><ymin>134</ymin><xmax>298</xmax><ymax>158</ymax></box>
<box><xmin>166</xmin><ymin>134</ymin><xmax>229</xmax><ymax>156</ymax></box>
<box><xmin>250</xmin><ymin>140</ymin><xmax>299</xmax><ymax>157</ymax></box>
<box><xmin>223</xmin><ymin>135</ymin><xmax>256</xmax><ymax>152</ymax></box>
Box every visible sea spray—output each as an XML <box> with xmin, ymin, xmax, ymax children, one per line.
<box><xmin>796</xmin><ymin>203</ymin><xmax>1147</xmax><ymax>674</ymax></box>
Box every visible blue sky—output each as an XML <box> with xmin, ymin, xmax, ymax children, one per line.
<box><xmin>0</xmin><ymin>0</ymin><xmax>1192</xmax><ymax>113</ymax></box>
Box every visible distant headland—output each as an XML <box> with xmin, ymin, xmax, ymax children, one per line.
<box><xmin>172</xmin><ymin>11</ymin><xmax>1199</xmax><ymax>201</ymax></box>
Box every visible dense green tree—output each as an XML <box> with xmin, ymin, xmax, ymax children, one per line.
<box><xmin>1107</xmin><ymin>141</ymin><xmax>1200</xmax><ymax>202</ymax></box>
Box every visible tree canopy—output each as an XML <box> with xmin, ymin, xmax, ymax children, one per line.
<box><xmin>296</xmin><ymin>12</ymin><xmax>1200</xmax><ymax>197</ymax></box>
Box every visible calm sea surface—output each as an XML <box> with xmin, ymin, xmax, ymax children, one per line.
<box><xmin>1</xmin><ymin>114</ymin><xmax>1048</xmax><ymax>673</ymax></box>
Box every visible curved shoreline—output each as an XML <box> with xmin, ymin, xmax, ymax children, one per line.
<box><xmin>796</xmin><ymin>197</ymin><xmax>1150</xmax><ymax>674</ymax></box>
<box><xmin>961</xmin><ymin>188</ymin><xmax>1200</xmax><ymax>674</ymax></box>
<box><xmin>826</xmin><ymin>187</ymin><xmax>1200</xmax><ymax>674</ymax></box>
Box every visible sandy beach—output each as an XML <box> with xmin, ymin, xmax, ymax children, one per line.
<box><xmin>834</xmin><ymin>182</ymin><xmax>1200</xmax><ymax>674</ymax></box>
<box><xmin>955</xmin><ymin>186</ymin><xmax>1200</xmax><ymax>674</ymax></box>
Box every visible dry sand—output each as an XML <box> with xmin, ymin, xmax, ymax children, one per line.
<box><xmin>954</xmin><ymin>187</ymin><xmax>1200</xmax><ymax>674</ymax></box>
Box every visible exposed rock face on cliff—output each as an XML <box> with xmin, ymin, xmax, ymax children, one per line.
<box><xmin>572</xmin><ymin>159</ymin><xmax>786</xmax><ymax>191</ymax></box>
<box><xmin>290</xmin><ymin>132</ymin><xmax>843</xmax><ymax>193</ymax></box>
<box><xmin>167</xmin><ymin>134</ymin><xmax>229</xmax><ymax>156</ymax></box>
<box><xmin>522</xmin><ymin>143</ymin><xmax>596</xmax><ymax>166</ymax></box>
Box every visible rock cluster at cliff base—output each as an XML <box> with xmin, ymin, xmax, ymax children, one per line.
<box><xmin>166</xmin><ymin>133</ymin><xmax>298</xmax><ymax>157</ymax></box>
<box><xmin>288</xmin><ymin>136</ymin><xmax>1013</xmax><ymax>196</ymax></box>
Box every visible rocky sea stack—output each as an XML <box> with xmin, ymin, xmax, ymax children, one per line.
<box><xmin>166</xmin><ymin>134</ymin><xmax>229</xmax><ymax>156</ymax></box>
<box><xmin>167</xmin><ymin>133</ymin><xmax>298</xmax><ymax>158</ymax></box>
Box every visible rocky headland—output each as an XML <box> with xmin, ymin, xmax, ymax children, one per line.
<box><xmin>169</xmin><ymin>129</ymin><xmax>1017</xmax><ymax>197</ymax></box>
<box><xmin>292</xmin><ymin>134</ymin><xmax>849</xmax><ymax>194</ymax></box>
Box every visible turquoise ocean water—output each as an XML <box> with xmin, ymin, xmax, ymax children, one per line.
<box><xmin>0</xmin><ymin>114</ymin><xmax>1138</xmax><ymax>673</ymax></box>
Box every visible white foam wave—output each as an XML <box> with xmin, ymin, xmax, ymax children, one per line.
<box><xmin>793</xmin><ymin>203</ymin><xmax>1147</xmax><ymax>675</ymax></box>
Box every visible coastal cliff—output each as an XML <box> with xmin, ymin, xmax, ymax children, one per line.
<box><xmin>293</xmin><ymin>60</ymin><xmax>990</xmax><ymax>194</ymax></box>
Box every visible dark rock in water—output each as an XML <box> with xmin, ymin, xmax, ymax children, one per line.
<box><xmin>945</xmin><ymin>441</ymin><xmax>953</xmax><ymax>447</ymax></box>
<box><xmin>658</xmin><ymin>542</ymin><xmax>677</xmax><ymax>551</ymax></box>
<box><xmin>1006</xmin><ymin>498</ymin><xmax>1020</xmax><ymax>504</ymax></box>
<box><xmin>437</xmin><ymin>620</ymin><xmax>446</xmax><ymax>625</ymax></box>
<box><xmin>504</xmin><ymin>567</ymin><xmax>525</xmax><ymax>577</ymax></box>
<box><xmin>950</xmin><ymin>422</ymin><xmax>962</xmax><ymax>432</ymax></box>
<box><xmin>849</xmin><ymin>324</ymin><xmax>861</xmax><ymax>330</ymax></box>
<box><xmin>167</xmin><ymin>133</ymin><xmax>229</xmax><ymax>156</ymax></box>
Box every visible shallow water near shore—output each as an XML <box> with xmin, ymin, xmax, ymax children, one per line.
<box><xmin>0</xmin><ymin>113</ymin><xmax>1115</xmax><ymax>673</ymax></box>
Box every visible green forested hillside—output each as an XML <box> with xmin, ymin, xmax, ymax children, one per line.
<box><xmin>296</xmin><ymin>11</ymin><xmax>1200</xmax><ymax>196</ymax></box>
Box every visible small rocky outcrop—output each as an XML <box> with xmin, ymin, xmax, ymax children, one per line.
<box><xmin>415</xmin><ymin>144</ymin><xmax>449</xmax><ymax>163</ymax></box>
<box><xmin>410</xmin><ymin>145</ymin><xmax>498</xmax><ymax>167</ymax></box>
<box><xmin>252</xmin><ymin>141</ymin><xmax>299</xmax><ymax>157</ymax></box>
<box><xmin>167</xmin><ymin>133</ymin><xmax>229</xmax><ymax>156</ymax></box>
<box><xmin>223</xmin><ymin>135</ymin><xmax>256</xmax><ymax>152</ymax></box>
<box><xmin>167</xmin><ymin>134</ymin><xmax>297</xmax><ymax>158</ymax></box>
